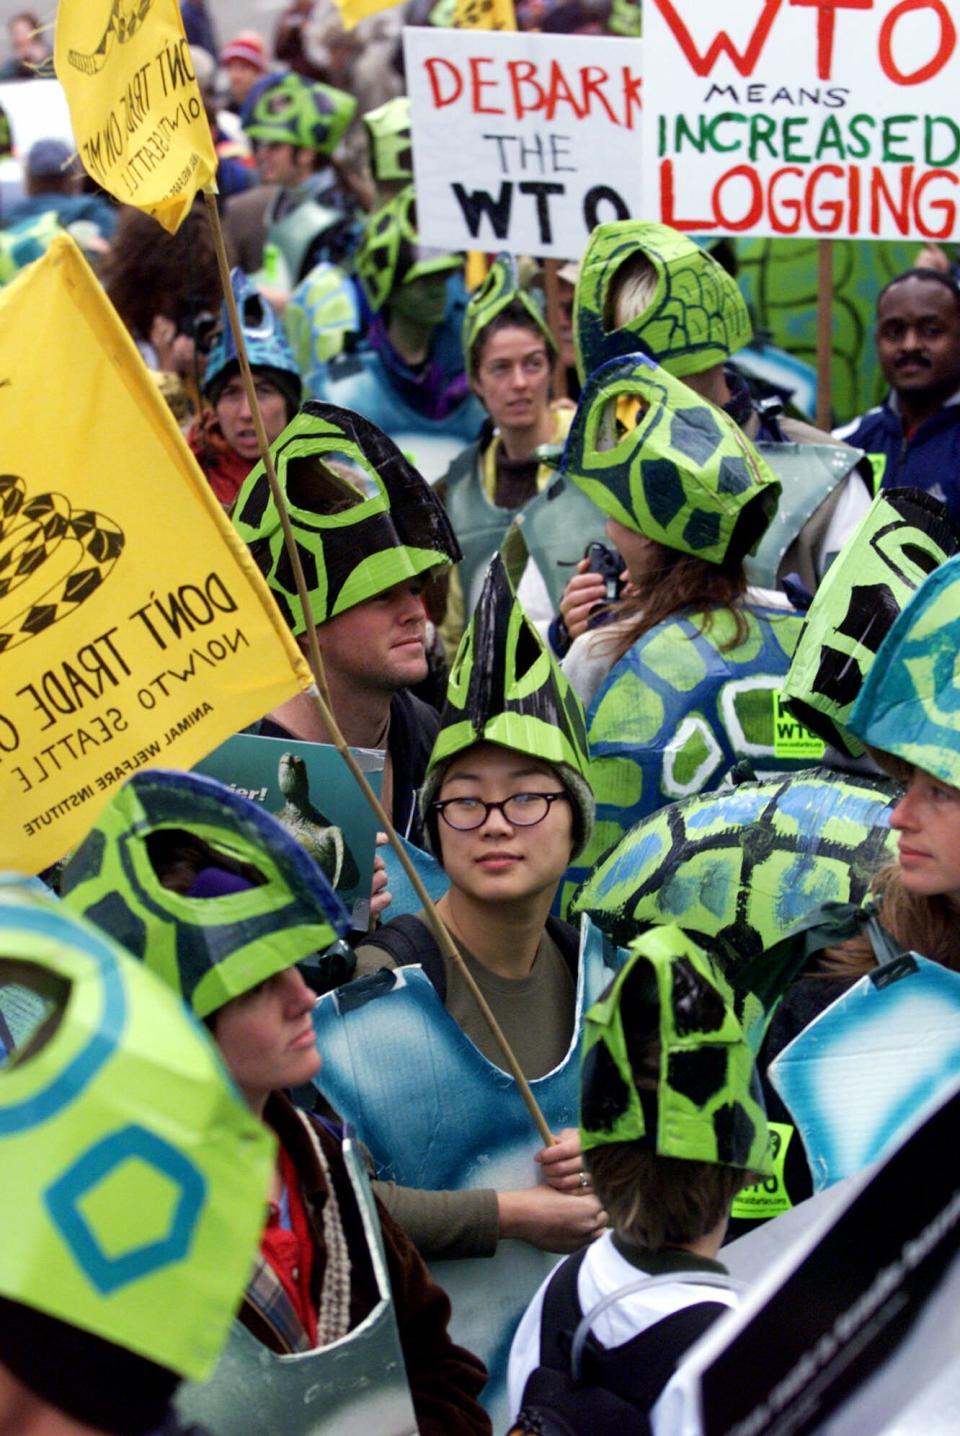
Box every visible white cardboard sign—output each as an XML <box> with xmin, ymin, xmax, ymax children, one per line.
<box><xmin>404</xmin><ymin>27</ymin><xmax>642</xmax><ymax>259</ymax></box>
<box><xmin>642</xmin><ymin>0</ymin><xmax>960</xmax><ymax>241</ymax></box>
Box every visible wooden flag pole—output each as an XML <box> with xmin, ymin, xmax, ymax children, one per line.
<box><xmin>203</xmin><ymin>191</ymin><xmax>555</xmax><ymax>1148</ymax></box>
<box><xmin>816</xmin><ymin>239</ymin><xmax>833</xmax><ymax>433</ymax></box>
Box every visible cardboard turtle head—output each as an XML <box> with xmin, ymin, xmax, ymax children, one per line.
<box><xmin>574</xmin><ymin>221</ymin><xmax>752</xmax><ymax>384</ymax></box>
<box><xmin>560</xmin><ymin>353</ymin><xmax>780</xmax><ymax>565</ymax></box>
<box><xmin>354</xmin><ymin>186</ymin><xmax>462</xmax><ymax>314</ymax></box>
<box><xmin>783</xmin><ymin>488</ymin><xmax>960</xmax><ymax>757</ymax></box>
<box><xmin>847</xmin><ymin>551</ymin><xmax>960</xmax><ymax>787</ymax></box>
<box><xmin>462</xmin><ymin>252</ymin><xmax>555</xmax><ymax>376</ymax></box>
<box><xmin>60</xmin><ymin>770</ymin><xmax>350</xmax><ymax>1019</ymax></box>
<box><xmin>579</xmin><ymin>925</ymin><xmax>771</xmax><ymax>1174</ymax></box>
<box><xmin>244</xmin><ymin>71</ymin><xmax>356</xmax><ymax>155</ymax></box>
<box><xmin>422</xmin><ymin>554</ymin><xmax>594</xmax><ymax>855</ymax></box>
<box><xmin>362</xmin><ymin>95</ymin><xmax>412</xmax><ymax>183</ymax></box>
<box><xmin>232</xmin><ymin>401</ymin><xmax>461</xmax><ymax>633</ymax></box>
<box><xmin>0</xmin><ymin>877</ymin><xmax>273</xmax><ymax>1382</ymax></box>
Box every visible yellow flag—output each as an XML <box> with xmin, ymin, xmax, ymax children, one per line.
<box><xmin>453</xmin><ymin>0</ymin><xmax>517</xmax><ymax>29</ymax></box>
<box><xmin>0</xmin><ymin>236</ymin><xmax>312</xmax><ymax>874</ymax></box>
<box><xmin>54</xmin><ymin>0</ymin><xmax>217</xmax><ymax>233</ymax></box>
<box><xmin>331</xmin><ymin>0</ymin><xmax>401</xmax><ymax>30</ymax></box>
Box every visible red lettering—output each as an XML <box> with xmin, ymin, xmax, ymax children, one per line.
<box><xmin>878</xmin><ymin>0</ymin><xmax>956</xmax><ymax>84</ymax></box>
<box><xmin>912</xmin><ymin>168</ymin><xmax>958</xmax><ymax>239</ymax></box>
<box><xmin>424</xmin><ymin>57</ymin><xmax>462</xmax><ymax>108</ymax></box>
<box><xmin>658</xmin><ymin>159</ymin><xmax>717</xmax><ymax>230</ymax></box>
<box><xmin>579</xmin><ymin>66</ymin><xmax>619</xmax><ymax>126</ymax></box>
<box><xmin>468</xmin><ymin>56</ymin><xmax>504</xmax><ymax>114</ymax></box>
<box><xmin>621</xmin><ymin>65</ymin><xmax>643</xmax><ymax>129</ymax></box>
<box><xmin>713</xmin><ymin>164</ymin><xmax>764</xmax><ymax>230</ymax></box>
<box><xmin>869</xmin><ymin>164</ymin><xmax>912</xmax><ymax>233</ymax></box>
<box><xmin>804</xmin><ymin>163</ymin><xmax>846</xmax><ymax>231</ymax></box>
<box><xmin>506</xmin><ymin>59</ymin><xmax>544</xmax><ymax>119</ymax></box>
<box><xmin>849</xmin><ymin>162</ymin><xmax>860</xmax><ymax>231</ymax></box>
<box><xmin>768</xmin><ymin>165</ymin><xmax>805</xmax><ymax>232</ymax></box>
<box><xmin>546</xmin><ymin>60</ymin><xmax>586</xmax><ymax>121</ymax></box>
<box><xmin>788</xmin><ymin>0</ymin><xmax>874</xmax><ymax>81</ymax></box>
<box><xmin>651</xmin><ymin>0</ymin><xmax>783</xmax><ymax>77</ymax></box>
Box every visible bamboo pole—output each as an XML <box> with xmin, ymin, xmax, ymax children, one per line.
<box><xmin>203</xmin><ymin>190</ymin><xmax>554</xmax><ymax>1147</ymax></box>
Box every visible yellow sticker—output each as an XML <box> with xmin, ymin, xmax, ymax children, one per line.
<box><xmin>730</xmin><ymin>1122</ymin><xmax>795</xmax><ymax>1219</ymax></box>
<box><xmin>772</xmin><ymin>694</ymin><xmax>826</xmax><ymax>760</ymax></box>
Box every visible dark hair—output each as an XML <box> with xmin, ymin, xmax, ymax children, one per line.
<box><xmin>877</xmin><ymin>267</ymin><xmax>960</xmax><ymax>316</ymax></box>
<box><xmin>818</xmin><ymin>862</ymin><xmax>960</xmax><ymax>980</ymax></box>
<box><xmin>471</xmin><ymin>298</ymin><xmax>550</xmax><ymax>376</ymax></box>
<box><xmin>102</xmin><ymin>201</ymin><xmax>223</xmax><ymax>341</ymax></box>
<box><xmin>0</xmin><ymin>1295</ymin><xmax>178</xmax><ymax>1435</ymax></box>
<box><xmin>585</xmin><ymin>1146</ymin><xmax>758</xmax><ymax>1249</ymax></box>
<box><xmin>598</xmin><ymin>541</ymin><xmax>748</xmax><ymax>664</ymax></box>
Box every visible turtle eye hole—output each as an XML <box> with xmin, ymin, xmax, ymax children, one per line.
<box><xmin>0</xmin><ymin>960</ymin><xmax>70</xmax><ymax>1070</ymax></box>
<box><xmin>145</xmin><ymin>829</ymin><xmax>267</xmax><ymax>896</ymax></box>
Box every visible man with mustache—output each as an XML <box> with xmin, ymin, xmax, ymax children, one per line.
<box><xmin>836</xmin><ymin>268</ymin><xmax>960</xmax><ymax>526</ymax></box>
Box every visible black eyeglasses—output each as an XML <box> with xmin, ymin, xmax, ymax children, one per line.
<box><xmin>433</xmin><ymin>792</ymin><xmax>569</xmax><ymax>831</ymax></box>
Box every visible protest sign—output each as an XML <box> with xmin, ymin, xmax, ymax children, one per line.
<box><xmin>193</xmin><ymin>734</ymin><xmax>385</xmax><ymax>928</ymax></box>
<box><xmin>0</xmin><ymin>79</ymin><xmax>73</xmax><ymax>154</ymax></box>
<box><xmin>643</xmin><ymin>0</ymin><xmax>960</xmax><ymax>241</ymax></box>
<box><xmin>0</xmin><ymin>236</ymin><xmax>311</xmax><ymax>875</ymax></box>
<box><xmin>405</xmin><ymin>27</ymin><xmax>642</xmax><ymax>258</ymax></box>
<box><xmin>666</xmin><ymin>1077</ymin><xmax>960</xmax><ymax>1435</ymax></box>
<box><xmin>55</xmin><ymin>0</ymin><xmax>216</xmax><ymax>233</ymax></box>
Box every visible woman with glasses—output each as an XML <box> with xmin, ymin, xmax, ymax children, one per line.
<box><xmin>436</xmin><ymin>252</ymin><xmax>575</xmax><ymax>658</ymax></box>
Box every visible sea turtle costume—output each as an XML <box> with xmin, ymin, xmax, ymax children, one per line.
<box><xmin>573</xmin><ymin>220</ymin><xmax>870</xmax><ymax>591</ymax></box>
<box><xmin>59</xmin><ymin>773</ymin><xmax>424</xmax><ymax>1436</ymax></box>
<box><xmin>59</xmin><ymin>769</ymin><xmax>351</xmax><ymax>1016</ymax></box>
<box><xmin>232</xmin><ymin>400</ymin><xmax>462</xmax><ymax>636</ymax></box>
<box><xmin>461</xmin><ymin>251</ymin><xmax>554</xmax><ymax>375</ymax></box>
<box><xmin>581</xmin><ymin>925</ymin><xmax>772</xmax><ymax>1174</ymax></box>
<box><xmin>559</xmin><ymin>356</ymin><xmax>806</xmax><ymax>901</ymax></box>
<box><xmin>421</xmin><ymin>551</ymin><xmax>595</xmax><ymax>857</ymax></box>
<box><xmin>362</xmin><ymin>96</ymin><xmax>413</xmax><ymax>186</ymax></box>
<box><xmin>285</xmin><ymin>192</ymin><xmax>483</xmax><ymax>479</ymax></box>
<box><xmin>203</xmin><ymin>266</ymin><xmax>302</xmax><ymax>416</ymax></box>
<box><xmin>848</xmin><ymin>549</ymin><xmax>960</xmax><ymax>784</ymax></box>
<box><xmin>244</xmin><ymin>72</ymin><xmax>359</xmax><ymax>289</ymax></box>
<box><xmin>0</xmin><ymin>877</ymin><xmax>273</xmax><ymax>1386</ymax></box>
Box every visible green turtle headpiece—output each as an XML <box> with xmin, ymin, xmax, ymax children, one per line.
<box><xmin>429</xmin><ymin>552</ymin><xmax>590</xmax><ymax>781</ymax></box>
<box><xmin>60</xmin><ymin>770</ymin><xmax>350</xmax><ymax>1019</ymax></box>
<box><xmin>0</xmin><ymin>877</ymin><xmax>273</xmax><ymax>1379</ymax></box>
<box><xmin>848</xmin><ymin>551</ymin><xmax>960</xmax><ymax>787</ymax></box>
<box><xmin>362</xmin><ymin>96</ymin><xmax>412</xmax><ymax>183</ymax></box>
<box><xmin>560</xmin><ymin>353</ymin><xmax>779</xmax><ymax>565</ymax></box>
<box><xmin>783</xmin><ymin>489</ymin><xmax>959</xmax><ymax>757</ymax></box>
<box><xmin>574</xmin><ymin>221</ymin><xmax>752</xmax><ymax>384</ymax></box>
<box><xmin>244</xmin><ymin>72</ymin><xmax>357</xmax><ymax>155</ymax></box>
<box><xmin>580</xmin><ymin>925</ymin><xmax>771</xmax><ymax>1174</ymax></box>
<box><xmin>423</xmin><ymin>555</ymin><xmax>593</xmax><ymax>853</ymax></box>
<box><xmin>462</xmin><ymin>252</ymin><xmax>555</xmax><ymax>375</ymax></box>
<box><xmin>355</xmin><ymin>187</ymin><xmax>462</xmax><ymax>314</ymax></box>
<box><xmin>233</xmin><ymin>401</ymin><xmax>462</xmax><ymax>633</ymax></box>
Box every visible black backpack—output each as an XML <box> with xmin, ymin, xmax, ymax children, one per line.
<box><xmin>508</xmin><ymin>1248</ymin><xmax>729</xmax><ymax>1436</ymax></box>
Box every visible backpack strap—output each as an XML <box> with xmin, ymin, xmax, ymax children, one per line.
<box><xmin>582</xmin><ymin>1298</ymin><xmax>729</xmax><ymax>1411</ymax></box>
<box><xmin>359</xmin><ymin>914</ymin><xmax>448</xmax><ymax>1002</ymax></box>
<box><xmin>544</xmin><ymin>915</ymin><xmax>581</xmax><ymax>985</ymax></box>
<box><xmin>538</xmin><ymin>1248</ymin><xmax>591</xmax><ymax>1369</ymax></box>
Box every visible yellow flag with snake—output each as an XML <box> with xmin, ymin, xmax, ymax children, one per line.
<box><xmin>54</xmin><ymin>0</ymin><xmax>216</xmax><ymax>232</ymax></box>
<box><xmin>0</xmin><ymin>236</ymin><xmax>312</xmax><ymax>874</ymax></box>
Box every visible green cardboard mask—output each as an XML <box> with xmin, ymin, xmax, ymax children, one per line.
<box><xmin>783</xmin><ymin>489</ymin><xmax>959</xmax><ymax>757</ymax></box>
<box><xmin>61</xmin><ymin>770</ymin><xmax>350</xmax><ymax>1019</ymax></box>
<box><xmin>848</xmin><ymin>552</ymin><xmax>960</xmax><ymax>787</ymax></box>
<box><xmin>362</xmin><ymin>96</ymin><xmax>412</xmax><ymax>183</ymax></box>
<box><xmin>355</xmin><ymin>187</ymin><xmax>462</xmax><ymax>314</ymax></box>
<box><xmin>560</xmin><ymin>354</ymin><xmax>780</xmax><ymax>565</ymax></box>
<box><xmin>574</xmin><ymin>221</ymin><xmax>752</xmax><ymax>384</ymax></box>
<box><xmin>580</xmin><ymin>925</ymin><xmax>771</xmax><ymax>1174</ymax></box>
<box><xmin>462</xmin><ymin>252</ymin><xmax>555</xmax><ymax>376</ymax></box>
<box><xmin>0</xmin><ymin>878</ymin><xmax>273</xmax><ymax>1380</ymax></box>
<box><xmin>233</xmin><ymin>401</ymin><xmax>462</xmax><ymax>634</ymax></box>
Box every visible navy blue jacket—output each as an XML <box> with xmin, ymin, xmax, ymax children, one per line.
<box><xmin>835</xmin><ymin>392</ymin><xmax>960</xmax><ymax>527</ymax></box>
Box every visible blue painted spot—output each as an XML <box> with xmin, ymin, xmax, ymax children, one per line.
<box><xmin>595</xmin><ymin>831</ymin><xmax>665</xmax><ymax>897</ymax></box>
<box><xmin>46</xmin><ymin>1125</ymin><xmax>206</xmax><ymax>1295</ymax></box>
